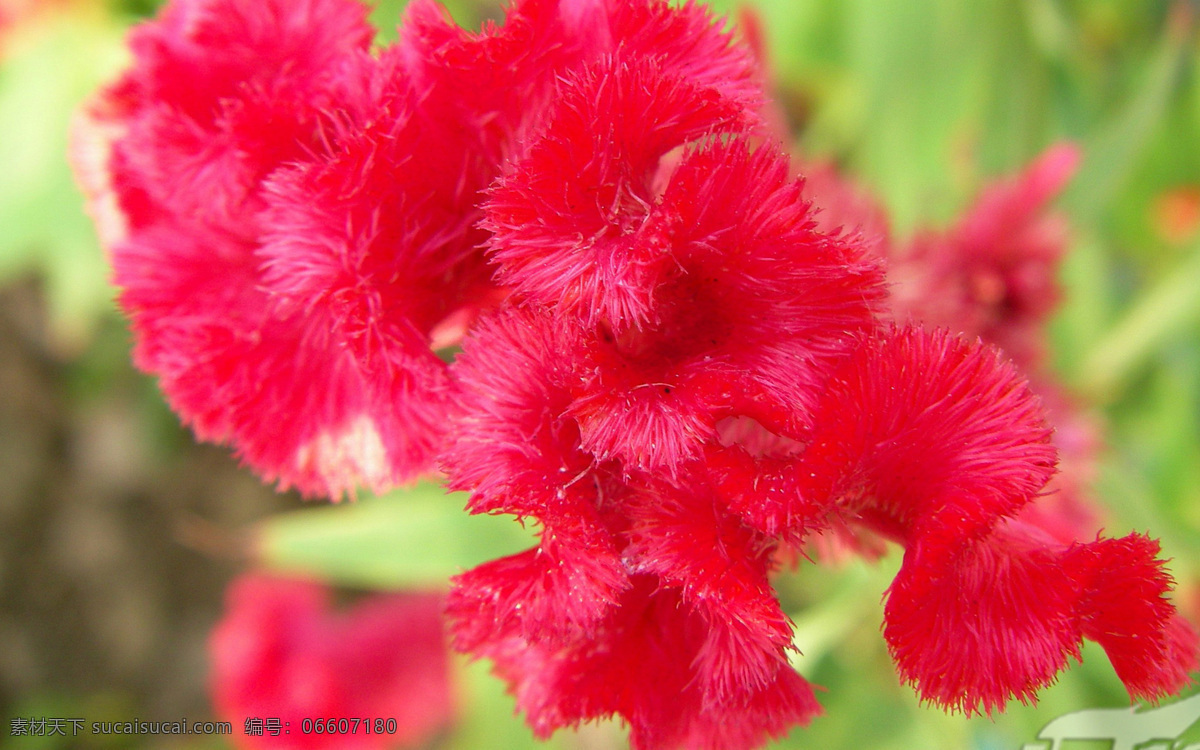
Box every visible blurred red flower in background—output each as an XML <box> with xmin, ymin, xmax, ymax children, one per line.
<box><xmin>210</xmin><ymin>574</ymin><xmax>453</xmax><ymax>750</ymax></box>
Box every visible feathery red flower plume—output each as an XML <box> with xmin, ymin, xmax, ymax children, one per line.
<box><xmin>799</xmin><ymin>326</ymin><xmax>1197</xmax><ymax>712</ymax></box>
<box><xmin>74</xmin><ymin>0</ymin><xmax>1199</xmax><ymax>748</ymax></box>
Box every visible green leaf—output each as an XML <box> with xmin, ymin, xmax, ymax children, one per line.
<box><xmin>1062</xmin><ymin>12</ymin><xmax>1186</xmax><ymax>225</ymax></box>
<box><xmin>441</xmin><ymin>654</ymin><xmax>612</xmax><ymax>750</ymax></box>
<box><xmin>256</xmin><ymin>482</ymin><xmax>537</xmax><ymax>590</ymax></box>
<box><xmin>1075</xmin><ymin>243</ymin><xmax>1200</xmax><ymax>402</ymax></box>
<box><xmin>1047</xmin><ymin>231</ymin><xmax>1117</xmax><ymax>376</ymax></box>
<box><xmin>0</xmin><ymin>11</ymin><xmax>128</xmax><ymax>350</ymax></box>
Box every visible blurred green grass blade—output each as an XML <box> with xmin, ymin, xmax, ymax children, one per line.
<box><xmin>1076</xmin><ymin>243</ymin><xmax>1200</xmax><ymax>402</ymax></box>
<box><xmin>1094</xmin><ymin>457</ymin><xmax>1198</xmax><ymax>564</ymax></box>
<box><xmin>1121</xmin><ymin>346</ymin><xmax>1200</xmax><ymax>521</ymax></box>
<box><xmin>0</xmin><ymin>11</ymin><xmax>128</xmax><ymax>349</ymax></box>
<box><xmin>1063</xmin><ymin>13</ymin><xmax>1187</xmax><ymax>224</ymax></box>
<box><xmin>441</xmin><ymin>654</ymin><xmax>611</xmax><ymax>750</ymax></box>
<box><xmin>1048</xmin><ymin>232</ymin><xmax>1117</xmax><ymax>376</ymax></box>
<box><xmin>842</xmin><ymin>0</ymin><xmax>985</xmax><ymax>230</ymax></box>
<box><xmin>256</xmin><ymin>482</ymin><xmax>536</xmax><ymax>589</ymax></box>
<box><xmin>785</xmin><ymin>559</ymin><xmax>886</xmax><ymax>674</ymax></box>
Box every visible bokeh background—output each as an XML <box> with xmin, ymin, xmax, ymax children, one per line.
<box><xmin>2</xmin><ymin>0</ymin><xmax>1199</xmax><ymax>747</ymax></box>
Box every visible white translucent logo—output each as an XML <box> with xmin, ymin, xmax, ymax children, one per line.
<box><xmin>1022</xmin><ymin>693</ymin><xmax>1200</xmax><ymax>750</ymax></box>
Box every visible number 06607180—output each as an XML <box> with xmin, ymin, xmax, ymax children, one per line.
<box><xmin>300</xmin><ymin>718</ymin><xmax>397</xmax><ymax>735</ymax></box>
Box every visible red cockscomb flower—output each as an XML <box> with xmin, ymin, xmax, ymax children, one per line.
<box><xmin>443</xmin><ymin>314</ymin><xmax>825</xmax><ymax>741</ymax></box>
<box><xmin>73</xmin><ymin>0</ymin><xmax>768</xmax><ymax>499</ymax></box>
<box><xmin>485</xmin><ymin>130</ymin><xmax>884</xmax><ymax>474</ymax></box>
<box><xmin>445</xmin><ymin>130</ymin><xmax>880</xmax><ymax>745</ymax></box>
<box><xmin>210</xmin><ymin>574</ymin><xmax>453</xmax><ymax>750</ymax></box>
<box><xmin>75</xmin><ymin>0</ymin><xmax>1200</xmax><ymax>748</ymax></box>
<box><xmin>798</xmin><ymin>157</ymin><xmax>892</xmax><ymax>255</ymax></box>
<box><xmin>801</xmin><ymin>145</ymin><xmax>1109</xmax><ymax>554</ymax></box>
<box><xmin>74</xmin><ymin>0</ymin><xmax>454</xmax><ymax>498</ymax></box>
<box><xmin>801</xmin><ymin>144</ymin><xmax>1080</xmax><ymax>373</ymax></box>
<box><xmin>797</xmin><ymin>326</ymin><xmax>1198</xmax><ymax>713</ymax></box>
<box><xmin>890</xmin><ymin>146</ymin><xmax>1108</xmax><ymax>546</ymax></box>
<box><xmin>440</xmin><ymin>13</ymin><xmax>1195</xmax><ymax>740</ymax></box>
<box><xmin>473</xmin><ymin>576</ymin><xmax>820</xmax><ymax>750</ymax></box>
<box><xmin>484</xmin><ymin>54</ymin><xmax>757</xmax><ymax>330</ymax></box>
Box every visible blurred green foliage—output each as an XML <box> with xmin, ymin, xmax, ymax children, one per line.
<box><xmin>259</xmin><ymin>483</ymin><xmax>536</xmax><ymax>590</ymax></box>
<box><xmin>2</xmin><ymin>0</ymin><xmax>1198</xmax><ymax>748</ymax></box>
<box><xmin>0</xmin><ymin>3</ymin><xmax>128</xmax><ymax>353</ymax></box>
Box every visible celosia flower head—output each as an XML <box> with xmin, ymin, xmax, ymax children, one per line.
<box><xmin>795</xmin><ymin>326</ymin><xmax>1197</xmax><ymax>712</ymax></box>
<box><xmin>76</xmin><ymin>0</ymin><xmax>449</xmax><ymax>498</ymax></box>
<box><xmin>803</xmin><ymin>144</ymin><xmax>1107</xmax><ymax>552</ymax></box>
<box><xmin>74</xmin><ymin>0</ymin><xmax>767</xmax><ymax>499</ymax></box>
<box><xmin>77</xmin><ymin>0</ymin><xmax>1199</xmax><ymax>748</ymax></box>
<box><xmin>210</xmin><ymin>574</ymin><xmax>453</xmax><ymax>750</ymax></box>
